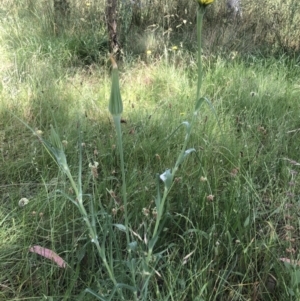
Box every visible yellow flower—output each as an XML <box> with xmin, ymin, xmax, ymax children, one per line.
<box><xmin>171</xmin><ymin>46</ymin><xmax>178</xmax><ymax>51</ymax></box>
<box><xmin>146</xmin><ymin>50</ymin><xmax>152</xmax><ymax>55</ymax></box>
<box><xmin>198</xmin><ymin>0</ymin><xmax>214</xmax><ymax>6</ymax></box>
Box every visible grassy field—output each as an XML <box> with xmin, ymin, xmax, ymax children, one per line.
<box><xmin>1</xmin><ymin>1</ymin><xmax>300</xmax><ymax>300</ymax></box>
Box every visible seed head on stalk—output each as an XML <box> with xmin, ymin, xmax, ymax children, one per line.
<box><xmin>108</xmin><ymin>56</ymin><xmax>123</xmax><ymax>117</ymax></box>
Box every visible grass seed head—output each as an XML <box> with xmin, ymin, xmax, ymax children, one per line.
<box><xmin>19</xmin><ymin>198</ymin><xmax>29</xmax><ymax>207</ymax></box>
<box><xmin>207</xmin><ymin>194</ymin><xmax>214</xmax><ymax>201</ymax></box>
<box><xmin>34</xmin><ymin>129</ymin><xmax>43</xmax><ymax>136</ymax></box>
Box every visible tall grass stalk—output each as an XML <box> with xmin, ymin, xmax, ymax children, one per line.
<box><xmin>197</xmin><ymin>6</ymin><xmax>205</xmax><ymax>100</ymax></box>
<box><xmin>108</xmin><ymin>57</ymin><xmax>135</xmax><ymax>299</ymax></box>
<box><xmin>146</xmin><ymin>1</ymin><xmax>212</xmax><ymax>264</ymax></box>
<box><xmin>106</xmin><ymin>1</ymin><xmax>215</xmax><ymax>298</ymax></box>
<box><xmin>108</xmin><ymin>57</ymin><xmax>130</xmax><ymax>248</ymax></box>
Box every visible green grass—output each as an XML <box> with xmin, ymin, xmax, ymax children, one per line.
<box><xmin>1</xmin><ymin>1</ymin><xmax>300</xmax><ymax>300</ymax></box>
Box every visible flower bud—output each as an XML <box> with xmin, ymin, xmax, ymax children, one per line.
<box><xmin>108</xmin><ymin>57</ymin><xmax>123</xmax><ymax>116</ymax></box>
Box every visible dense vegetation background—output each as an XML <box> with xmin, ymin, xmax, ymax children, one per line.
<box><xmin>0</xmin><ymin>0</ymin><xmax>300</xmax><ymax>300</ymax></box>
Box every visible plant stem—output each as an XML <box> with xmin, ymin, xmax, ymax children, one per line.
<box><xmin>197</xmin><ymin>6</ymin><xmax>205</xmax><ymax>100</ymax></box>
<box><xmin>113</xmin><ymin>115</ymin><xmax>130</xmax><ymax>246</ymax></box>
<box><xmin>148</xmin><ymin>114</ymin><xmax>197</xmax><ymax>259</ymax></box>
<box><xmin>148</xmin><ymin>4</ymin><xmax>206</xmax><ymax>262</ymax></box>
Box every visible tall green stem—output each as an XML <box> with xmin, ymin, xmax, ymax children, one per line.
<box><xmin>108</xmin><ymin>57</ymin><xmax>137</xmax><ymax>300</ymax></box>
<box><xmin>148</xmin><ymin>5</ymin><xmax>206</xmax><ymax>262</ymax></box>
<box><xmin>113</xmin><ymin>114</ymin><xmax>130</xmax><ymax>246</ymax></box>
<box><xmin>197</xmin><ymin>6</ymin><xmax>205</xmax><ymax>100</ymax></box>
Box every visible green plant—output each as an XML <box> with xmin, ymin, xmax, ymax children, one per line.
<box><xmin>2</xmin><ymin>1</ymin><xmax>300</xmax><ymax>300</ymax></box>
<box><xmin>83</xmin><ymin>1</ymin><xmax>216</xmax><ymax>299</ymax></box>
<box><xmin>11</xmin><ymin>1</ymin><xmax>216</xmax><ymax>300</ymax></box>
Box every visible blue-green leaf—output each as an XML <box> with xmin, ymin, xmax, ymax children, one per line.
<box><xmin>160</xmin><ymin>169</ymin><xmax>172</xmax><ymax>189</ymax></box>
<box><xmin>113</xmin><ymin>224</ymin><xmax>126</xmax><ymax>232</ymax></box>
<box><xmin>128</xmin><ymin>241</ymin><xmax>137</xmax><ymax>251</ymax></box>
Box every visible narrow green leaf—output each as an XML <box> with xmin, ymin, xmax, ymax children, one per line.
<box><xmin>155</xmin><ymin>173</ymin><xmax>161</xmax><ymax>208</ymax></box>
<box><xmin>113</xmin><ymin>224</ymin><xmax>127</xmax><ymax>232</ymax></box>
<box><xmin>292</xmin><ymin>270</ymin><xmax>300</xmax><ymax>286</ymax></box>
<box><xmin>183</xmin><ymin>229</ymin><xmax>209</xmax><ymax>239</ymax></box>
<box><xmin>116</xmin><ymin>283</ymin><xmax>137</xmax><ymax>292</ymax></box>
<box><xmin>244</xmin><ymin>215</ymin><xmax>250</xmax><ymax>227</ymax></box>
<box><xmin>183</xmin><ymin>148</ymin><xmax>196</xmax><ymax>159</ymax></box>
<box><xmin>160</xmin><ymin>169</ymin><xmax>172</xmax><ymax>189</ymax></box>
<box><xmin>176</xmin><ymin>148</ymin><xmax>196</xmax><ymax>167</ymax></box>
<box><xmin>85</xmin><ymin>288</ymin><xmax>108</xmax><ymax>301</ymax></box>
<box><xmin>76</xmin><ymin>244</ymin><xmax>87</xmax><ymax>263</ymax></box>
<box><xmin>201</xmin><ymin>96</ymin><xmax>223</xmax><ymax>134</ymax></box>
<box><xmin>194</xmin><ymin>97</ymin><xmax>206</xmax><ymax>112</ymax></box>
<box><xmin>182</xmin><ymin>121</ymin><xmax>191</xmax><ymax>131</ymax></box>
<box><xmin>148</xmin><ymin>235</ymin><xmax>159</xmax><ymax>251</ymax></box>
<box><xmin>49</xmin><ymin>124</ymin><xmax>63</xmax><ymax>150</ymax></box>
